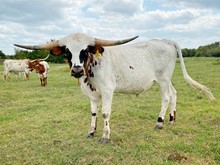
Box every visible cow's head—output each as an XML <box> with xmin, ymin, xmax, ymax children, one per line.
<box><xmin>27</xmin><ymin>54</ymin><xmax>49</xmax><ymax>72</ymax></box>
<box><xmin>14</xmin><ymin>33</ymin><xmax>138</xmax><ymax>78</ymax></box>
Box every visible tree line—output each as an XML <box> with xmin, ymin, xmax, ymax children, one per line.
<box><xmin>0</xmin><ymin>49</ymin><xmax>66</xmax><ymax>63</ymax></box>
<box><xmin>182</xmin><ymin>42</ymin><xmax>220</xmax><ymax>57</ymax></box>
<box><xmin>0</xmin><ymin>42</ymin><xmax>220</xmax><ymax>63</ymax></box>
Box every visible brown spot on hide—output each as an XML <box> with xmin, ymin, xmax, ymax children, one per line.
<box><xmin>83</xmin><ymin>53</ymin><xmax>92</xmax><ymax>77</ymax></box>
<box><xmin>90</xmin><ymin>56</ymin><xmax>93</xmax><ymax>63</ymax></box>
<box><xmin>84</xmin><ymin>77</ymin><xmax>88</xmax><ymax>83</ymax></box>
<box><xmin>102</xmin><ymin>113</ymin><xmax>108</xmax><ymax>119</ymax></box>
<box><xmin>89</xmin><ymin>72</ymin><xmax>94</xmax><ymax>77</ymax></box>
<box><xmin>37</xmin><ymin>64</ymin><xmax>45</xmax><ymax>74</ymax></box>
<box><xmin>129</xmin><ymin>66</ymin><xmax>134</xmax><ymax>69</ymax></box>
<box><xmin>89</xmin><ymin>84</ymin><xmax>96</xmax><ymax>91</ymax></box>
<box><xmin>28</xmin><ymin>60</ymin><xmax>45</xmax><ymax>74</ymax></box>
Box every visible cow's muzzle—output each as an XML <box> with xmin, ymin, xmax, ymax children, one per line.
<box><xmin>71</xmin><ymin>66</ymin><xmax>84</xmax><ymax>78</ymax></box>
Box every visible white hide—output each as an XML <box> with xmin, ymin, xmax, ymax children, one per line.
<box><xmin>71</xmin><ymin>37</ymin><xmax>214</xmax><ymax>142</ymax></box>
<box><xmin>57</xmin><ymin>33</ymin><xmax>215</xmax><ymax>142</ymax></box>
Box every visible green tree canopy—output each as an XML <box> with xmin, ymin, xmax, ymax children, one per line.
<box><xmin>0</xmin><ymin>50</ymin><xmax>6</xmax><ymax>59</ymax></box>
<box><xmin>13</xmin><ymin>49</ymin><xmax>65</xmax><ymax>63</ymax></box>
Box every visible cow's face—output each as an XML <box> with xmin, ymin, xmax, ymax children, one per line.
<box><xmin>48</xmin><ymin>34</ymin><xmax>96</xmax><ymax>78</ymax></box>
<box><xmin>28</xmin><ymin>60</ymin><xmax>39</xmax><ymax>70</ymax></box>
<box><xmin>69</xmin><ymin>46</ymin><xmax>104</xmax><ymax>78</ymax></box>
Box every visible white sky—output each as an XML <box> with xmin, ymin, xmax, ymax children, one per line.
<box><xmin>0</xmin><ymin>0</ymin><xmax>220</xmax><ymax>55</ymax></box>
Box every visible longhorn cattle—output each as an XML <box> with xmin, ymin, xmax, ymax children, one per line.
<box><xmin>27</xmin><ymin>57</ymin><xmax>50</xmax><ymax>86</ymax></box>
<box><xmin>3</xmin><ymin>59</ymin><xmax>31</xmax><ymax>80</ymax></box>
<box><xmin>14</xmin><ymin>33</ymin><xmax>215</xmax><ymax>143</ymax></box>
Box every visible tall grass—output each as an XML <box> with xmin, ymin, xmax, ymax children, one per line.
<box><xmin>0</xmin><ymin>58</ymin><xmax>219</xmax><ymax>164</ymax></box>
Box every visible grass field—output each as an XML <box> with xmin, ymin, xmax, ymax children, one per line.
<box><xmin>0</xmin><ymin>57</ymin><xmax>220</xmax><ymax>164</ymax></box>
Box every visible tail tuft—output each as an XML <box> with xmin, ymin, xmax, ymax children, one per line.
<box><xmin>184</xmin><ymin>75</ymin><xmax>215</xmax><ymax>100</ymax></box>
<box><xmin>174</xmin><ymin>42</ymin><xmax>215</xmax><ymax>100</ymax></box>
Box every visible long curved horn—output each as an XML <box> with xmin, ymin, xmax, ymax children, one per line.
<box><xmin>14</xmin><ymin>40</ymin><xmax>59</xmax><ymax>50</ymax></box>
<box><xmin>95</xmin><ymin>36</ymin><xmax>139</xmax><ymax>46</ymax></box>
<box><xmin>41</xmin><ymin>54</ymin><xmax>50</xmax><ymax>61</ymax></box>
<box><xmin>29</xmin><ymin>54</ymin><xmax>50</xmax><ymax>62</ymax></box>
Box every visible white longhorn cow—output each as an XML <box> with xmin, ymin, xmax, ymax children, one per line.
<box><xmin>3</xmin><ymin>59</ymin><xmax>31</xmax><ymax>80</ymax></box>
<box><xmin>14</xmin><ymin>33</ymin><xmax>215</xmax><ymax>143</ymax></box>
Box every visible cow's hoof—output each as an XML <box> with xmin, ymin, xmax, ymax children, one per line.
<box><xmin>99</xmin><ymin>138</ymin><xmax>109</xmax><ymax>144</ymax></box>
<box><xmin>87</xmin><ymin>132</ymin><xmax>94</xmax><ymax>138</ymax></box>
<box><xmin>154</xmin><ymin>125</ymin><xmax>163</xmax><ymax>130</ymax></box>
<box><xmin>168</xmin><ymin>121</ymin><xmax>174</xmax><ymax>125</ymax></box>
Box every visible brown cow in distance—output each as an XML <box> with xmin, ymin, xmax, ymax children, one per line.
<box><xmin>27</xmin><ymin>55</ymin><xmax>50</xmax><ymax>86</ymax></box>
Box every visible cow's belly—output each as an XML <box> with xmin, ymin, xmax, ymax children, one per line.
<box><xmin>114</xmin><ymin>74</ymin><xmax>155</xmax><ymax>94</ymax></box>
<box><xmin>8</xmin><ymin>66</ymin><xmax>26</xmax><ymax>72</ymax></box>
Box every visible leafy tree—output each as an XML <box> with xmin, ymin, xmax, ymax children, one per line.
<box><xmin>207</xmin><ymin>47</ymin><xmax>220</xmax><ymax>57</ymax></box>
<box><xmin>14</xmin><ymin>49</ymin><xmax>65</xmax><ymax>63</ymax></box>
<box><xmin>0</xmin><ymin>50</ymin><xmax>6</xmax><ymax>59</ymax></box>
<box><xmin>182</xmin><ymin>48</ymin><xmax>196</xmax><ymax>57</ymax></box>
<box><xmin>195</xmin><ymin>42</ymin><xmax>220</xmax><ymax>57</ymax></box>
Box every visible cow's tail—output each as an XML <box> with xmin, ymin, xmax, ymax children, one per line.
<box><xmin>174</xmin><ymin>43</ymin><xmax>215</xmax><ymax>100</ymax></box>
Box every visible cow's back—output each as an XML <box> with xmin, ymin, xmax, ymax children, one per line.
<box><xmin>4</xmin><ymin>59</ymin><xmax>29</xmax><ymax>72</ymax></box>
<box><xmin>97</xmin><ymin>40</ymin><xmax>177</xmax><ymax>94</ymax></box>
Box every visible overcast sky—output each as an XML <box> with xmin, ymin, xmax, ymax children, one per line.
<box><xmin>0</xmin><ymin>0</ymin><xmax>220</xmax><ymax>55</ymax></box>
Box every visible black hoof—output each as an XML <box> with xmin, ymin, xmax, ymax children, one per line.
<box><xmin>167</xmin><ymin>121</ymin><xmax>174</xmax><ymax>125</ymax></box>
<box><xmin>87</xmin><ymin>132</ymin><xmax>94</xmax><ymax>138</ymax></box>
<box><xmin>154</xmin><ymin>125</ymin><xmax>163</xmax><ymax>130</ymax></box>
<box><xmin>99</xmin><ymin>138</ymin><xmax>109</xmax><ymax>144</ymax></box>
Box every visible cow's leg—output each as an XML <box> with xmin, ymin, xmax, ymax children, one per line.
<box><xmin>100</xmin><ymin>90</ymin><xmax>113</xmax><ymax>143</ymax></box>
<box><xmin>3</xmin><ymin>74</ymin><xmax>7</xmax><ymax>80</ymax></box>
<box><xmin>25</xmin><ymin>73</ymin><xmax>29</xmax><ymax>80</ymax></box>
<box><xmin>169</xmin><ymin>84</ymin><xmax>177</xmax><ymax>124</ymax></box>
<box><xmin>40</xmin><ymin>77</ymin><xmax>43</xmax><ymax>86</ymax></box>
<box><xmin>155</xmin><ymin>81</ymin><xmax>171</xmax><ymax>129</ymax></box>
<box><xmin>4</xmin><ymin>71</ymin><xmax>10</xmax><ymax>80</ymax></box>
<box><xmin>87</xmin><ymin>98</ymin><xmax>100</xmax><ymax>138</ymax></box>
<box><xmin>39</xmin><ymin>74</ymin><xmax>43</xmax><ymax>86</ymax></box>
<box><xmin>43</xmin><ymin>77</ymin><xmax>47</xmax><ymax>86</ymax></box>
<box><xmin>79</xmin><ymin>78</ymin><xmax>101</xmax><ymax>139</ymax></box>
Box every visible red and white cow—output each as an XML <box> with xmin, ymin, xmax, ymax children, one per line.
<box><xmin>28</xmin><ymin>59</ymin><xmax>50</xmax><ymax>86</ymax></box>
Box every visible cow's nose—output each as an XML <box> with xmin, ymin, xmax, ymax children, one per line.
<box><xmin>71</xmin><ymin>66</ymin><xmax>84</xmax><ymax>78</ymax></box>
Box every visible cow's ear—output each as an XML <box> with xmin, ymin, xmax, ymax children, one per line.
<box><xmin>50</xmin><ymin>46</ymin><xmax>66</xmax><ymax>56</ymax></box>
<box><xmin>99</xmin><ymin>47</ymin><xmax>104</xmax><ymax>53</ymax></box>
<box><xmin>87</xmin><ymin>45</ymin><xmax>95</xmax><ymax>54</ymax></box>
<box><xmin>87</xmin><ymin>45</ymin><xmax>104</xmax><ymax>54</ymax></box>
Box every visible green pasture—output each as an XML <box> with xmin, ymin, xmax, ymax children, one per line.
<box><xmin>0</xmin><ymin>58</ymin><xmax>219</xmax><ymax>164</ymax></box>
